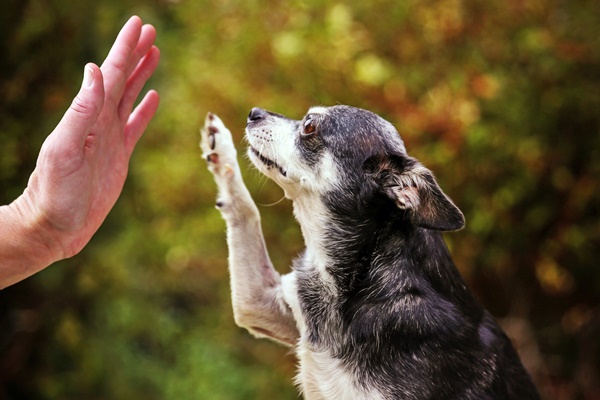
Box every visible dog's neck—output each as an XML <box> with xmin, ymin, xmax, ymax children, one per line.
<box><xmin>292</xmin><ymin>192</ymin><xmax>339</xmax><ymax>287</ymax></box>
<box><xmin>292</xmin><ymin>190</ymin><xmax>471</xmax><ymax>302</ymax></box>
<box><xmin>291</xmin><ymin>190</ymin><xmax>391</xmax><ymax>294</ymax></box>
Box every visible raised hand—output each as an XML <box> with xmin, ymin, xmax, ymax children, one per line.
<box><xmin>0</xmin><ymin>16</ymin><xmax>160</xmax><ymax>288</ymax></box>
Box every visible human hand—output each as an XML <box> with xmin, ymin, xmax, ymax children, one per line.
<box><xmin>1</xmin><ymin>16</ymin><xmax>159</xmax><ymax>283</ymax></box>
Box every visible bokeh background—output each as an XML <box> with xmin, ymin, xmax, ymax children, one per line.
<box><xmin>1</xmin><ymin>0</ymin><xmax>599</xmax><ymax>399</ymax></box>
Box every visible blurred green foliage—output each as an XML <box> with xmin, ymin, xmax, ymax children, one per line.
<box><xmin>1</xmin><ymin>0</ymin><xmax>599</xmax><ymax>399</ymax></box>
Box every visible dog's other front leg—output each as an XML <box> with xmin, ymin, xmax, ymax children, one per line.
<box><xmin>200</xmin><ymin>113</ymin><xmax>299</xmax><ymax>346</ymax></box>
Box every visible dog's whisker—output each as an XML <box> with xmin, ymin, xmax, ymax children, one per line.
<box><xmin>256</xmin><ymin>193</ymin><xmax>287</xmax><ymax>207</ymax></box>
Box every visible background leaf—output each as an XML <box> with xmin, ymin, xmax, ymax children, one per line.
<box><xmin>1</xmin><ymin>0</ymin><xmax>599</xmax><ymax>399</ymax></box>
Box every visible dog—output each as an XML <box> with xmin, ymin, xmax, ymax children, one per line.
<box><xmin>200</xmin><ymin>105</ymin><xmax>540</xmax><ymax>400</ymax></box>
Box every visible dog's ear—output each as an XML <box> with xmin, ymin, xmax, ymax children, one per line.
<box><xmin>364</xmin><ymin>154</ymin><xmax>465</xmax><ymax>231</ymax></box>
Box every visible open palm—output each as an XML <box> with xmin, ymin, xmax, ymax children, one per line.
<box><xmin>19</xmin><ymin>16</ymin><xmax>160</xmax><ymax>259</ymax></box>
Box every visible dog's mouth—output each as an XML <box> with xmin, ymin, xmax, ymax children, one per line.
<box><xmin>250</xmin><ymin>147</ymin><xmax>287</xmax><ymax>177</ymax></box>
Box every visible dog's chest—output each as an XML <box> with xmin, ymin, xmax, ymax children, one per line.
<box><xmin>281</xmin><ymin>272</ymin><xmax>385</xmax><ymax>400</ymax></box>
<box><xmin>296</xmin><ymin>344</ymin><xmax>384</xmax><ymax>400</ymax></box>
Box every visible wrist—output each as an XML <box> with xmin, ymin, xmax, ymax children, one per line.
<box><xmin>14</xmin><ymin>190</ymin><xmax>67</xmax><ymax>261</ymax></box>
<box><xmin>0</xmin><ymin>192</ymin><xmax>65</xmax><ymax>276</ymax></box>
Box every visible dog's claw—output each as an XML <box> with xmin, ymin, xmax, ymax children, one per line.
<box><xmin>209</xmin><ymin>134</ymin><xmax>216</xmax><ymax>150</ymax></box>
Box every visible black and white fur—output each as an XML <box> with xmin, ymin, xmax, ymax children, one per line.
<box><xmin>200</xmin><ymin>105</ymin><xmax>539</xmax><ymax>400</ymax></box>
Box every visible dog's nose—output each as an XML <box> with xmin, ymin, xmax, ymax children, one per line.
<box><xmin>248</xmin><ymin>107</ymin><xmax>268</xmax><ymax>122</ymax></box>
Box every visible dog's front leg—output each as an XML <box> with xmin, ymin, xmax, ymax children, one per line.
<box><xmin>200</xmin><ymin>113</ymin><xmax>299</xmax><ymax>346</ymax></box>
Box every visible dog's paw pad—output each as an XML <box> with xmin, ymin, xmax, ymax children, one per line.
<box><xmin>223</xmin><ymin>163</ymin><xmax>235</xmax><ymax>177</ymax></box>
<box><xmin>206</xmin><ymin>153</ymin><xmax>219</xmax><ymax>164</ymax></box>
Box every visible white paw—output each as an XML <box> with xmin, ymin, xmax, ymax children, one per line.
<box><xmin>200</xmin><ymin>113</ymin><xmax>259</xmax><ymax>217</ymax></box>
<box><xmin>200</xmin><ymin>112</ymin><xmax>238</xmax><ymax>181</ymax></box>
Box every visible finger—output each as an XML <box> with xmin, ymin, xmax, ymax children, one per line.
<box><xmin>118</xmin><ymin>45</ymin><xmax>160</xmax><ymax>122</ymax></box>
<box><xmin>53</xmin><ymin>63</ymin><xmax>105</xmax><ymax>146</ymax></box>
<box><xmin>124</xmin><ymin>90</ymin><xmax>160</xmax><ymax>156</ymax></box>
<box><xmin>100</xmin><ymin>16</ymin><xmax>143</xmax><ymax>105</ymax></box>
<box><xmin>125</xmin><ymin>24</ymin><xmax>157</xmax><ymax>79</ymax></box>
<box><xmin>106</xmin><ymin>22</ymin><xmax>156</xmax><ymax>107</ymax></box>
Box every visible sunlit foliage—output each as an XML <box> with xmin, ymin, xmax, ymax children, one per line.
<box><xmin>1</xmin><ymin>0</ymin><xmax>599</xmax><ymax>398</ymax></box>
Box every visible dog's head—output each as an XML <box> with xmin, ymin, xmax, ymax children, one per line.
<box><xmin>245</xmin><ymin>105</ymin><xmax>464</xmax><ymax>232</ymax></box>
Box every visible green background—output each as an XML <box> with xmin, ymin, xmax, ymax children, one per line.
<box><xmin>1</xmin><ymin>0</ymin><xmax>599</xmax><ymax>399</ymax></box>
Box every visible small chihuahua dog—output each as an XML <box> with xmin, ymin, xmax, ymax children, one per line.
<box><xmin>200</xmin><ymin>106</ymin><xmax>539</xmax><ymax>399</ymax></box>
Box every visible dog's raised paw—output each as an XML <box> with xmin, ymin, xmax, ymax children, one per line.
<box><xmin>200</xmin><ymin>112</ymin><xmax>238</xmax><ymax>178</ymax></box>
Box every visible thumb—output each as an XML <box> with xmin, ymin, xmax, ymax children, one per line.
<box><xmin>54</xmin><ymin>63</ymin><xmax>105</xmax><ymax>143</ymax></box>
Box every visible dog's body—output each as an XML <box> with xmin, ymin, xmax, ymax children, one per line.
<box><xmin>200</xmin><ymin>106</ymin><xmax>539</xmax><ymax>399</ymax></box>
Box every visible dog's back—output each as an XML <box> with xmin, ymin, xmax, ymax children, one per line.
<box><xmin>293</xmin><ymin>225</ymin><xmax>539</xmax><ymax>399</ymax></box>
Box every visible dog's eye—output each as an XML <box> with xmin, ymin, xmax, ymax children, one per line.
<box><xmin>302</xmin><ymin>118</ymin><xmax>317</xmax><ymax>136</ymax></box>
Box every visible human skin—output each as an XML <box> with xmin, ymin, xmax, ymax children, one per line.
<box><xmin>0</xmin><ymin>16</ymin><xmax>160</xmax><ymax>289</ymax></box>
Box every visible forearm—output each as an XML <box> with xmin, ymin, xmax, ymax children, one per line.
<box><xmin>0</xmin><ymin>196</ymin><xmax>61</xmax><ymax>289</ymax></box>
<box><xmin>225</xmin><ymin>217</ymin><xmax>299</xmax><ymax>346</ymax></box>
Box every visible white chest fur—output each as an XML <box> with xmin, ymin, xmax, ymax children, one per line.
<box><xmin>281</xmin><ymin>272</ymin><xmax>385</xmax><ymax>400</ymax></box>
<box><xmin>296</xmin><ymin>344</ymin><xmax>385</xmax><ymax>400</ymax></box>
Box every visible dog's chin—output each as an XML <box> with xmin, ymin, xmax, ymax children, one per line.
<box><xmin>248</xmin><ymin>147</ymin><xmax>287</xmax><ymax>178</ymax></box>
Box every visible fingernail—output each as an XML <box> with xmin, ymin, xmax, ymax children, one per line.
<box><xmin>83</xmin><ymin>65</ymin><xmax>95</xmax><ymax>88</ymax></box>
